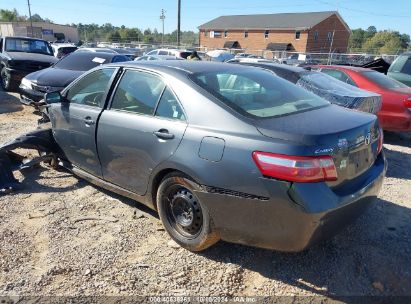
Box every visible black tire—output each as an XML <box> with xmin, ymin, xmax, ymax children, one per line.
<box><xmin>157</xmin><ymin>173</ymin><xmax>220</xmax><ymax>251</ymax></box>
<box><xmin>1</xmin><ymin>66</ymin><xmax>15</xmax><ymax>92</ymax></box>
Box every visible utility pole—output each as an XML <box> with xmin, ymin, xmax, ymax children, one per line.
<box><xmin>160</xmin><ymin>9</ymin><xmax>166</xmax><ymax>46</ymax></box>
<box><xmin>177</xmin><ymin>0</ymin><xmax>181</xmax><ymax>47</ymax></box>
<box><xmin>27</xmin><ymin>0</ymin><xmax>33</xmax><ymax>37</ymax></box>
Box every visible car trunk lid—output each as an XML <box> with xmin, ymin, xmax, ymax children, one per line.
<box><xmin>254</xmin><ymin>105</ymin><xmax>380</xmax><ymax>186</ymax></box>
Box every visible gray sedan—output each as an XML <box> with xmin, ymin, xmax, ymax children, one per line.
<box><xmin>0</xmin><ymin>61</ymin><xmax>386</xmax><ymax>252</ymax></box>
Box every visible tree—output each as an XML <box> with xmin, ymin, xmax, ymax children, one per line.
<box><xmin>0</xmin><ymin>9</ymin><xmax>23</xmax><ymax>21</ymax></box>
<box><xmin>363</xmin><ymin>31</ymin><xmax>403</xmax><ymax>54</ymax></box>
<box><xmin>365</xmin><ymin>26</ymin><xmax>377</xmax><ymax>39</ymax></box>
<box><xmin>107</xmin><ymin>31</ymin><xmax>121</xmax><ymax>42</ymax></box>
<box><xmin>349</xmin><ymin>28</ymin><xmax>366</xmax><ymax>50</ymax></box>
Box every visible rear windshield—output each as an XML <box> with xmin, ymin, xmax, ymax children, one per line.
<box><xmin>362</xmin><ymin>71</ymin><xmax>408</xmax><ymax>89</ymax></box>
<box><xmin>190</xmin><ymin>68</ymin><xmax>329</xmax><ymax>118</ymax></box>
<box><xmin>57</xmin><ymin>47</ymin><xmax>78</xmax><ymax>55</ymax></box>
<box><xmin>5</xmin><ymin>37</ymin><xmax>53</xmax><ymax>55</ymax></box>
<box><xmin>54</xmin><ymin>54</ymin><xmax>109</xmax><ymax>71</ymax></box>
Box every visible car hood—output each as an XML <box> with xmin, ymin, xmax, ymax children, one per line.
<box><xmin>24</xmin><ymin>68</ymin><xmax>83</xmax><ymax>87</ymax></box>
<box><xmin>6</xmin><ymin>52</ymin><xmax>58</xmax><ymax>64</ymax></box>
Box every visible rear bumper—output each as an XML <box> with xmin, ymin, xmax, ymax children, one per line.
<box><xmin>195</xmin><ymin>152</ymin><xmax>386</xmax><ymax>252</ymax></box>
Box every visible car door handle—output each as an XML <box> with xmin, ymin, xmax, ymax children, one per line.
<box><xmin>154</xmin><ymin>129</ymin><xmax>174</xmax><ymax>140</ymax></box>
<box><xmin>84</xmin><ymin>117</ymin><xmax>95</xmax><ymax>126</ymax></box>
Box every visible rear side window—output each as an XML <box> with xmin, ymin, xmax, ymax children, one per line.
<box><xmin>155</xmin><ymin>87</ymin><xmax>186</xmax><ymax>121</ymax></box>
<box><xmin>321</xmin><ymin>69</ymin><xmax>357</xmax><ymax>86</ymax></box>
<box><xmin>158</xmin><ymin>50</ymin><xmax>168</xmax><ymax>55</ymax></box>
<box><xmin>362</xmin><ymin>71</ymin><xmax>408</xmax><ymax>89</ymax></box>
<box><xmin>190</xmin><ymin>68</ymin><xmax>329</xmax><ymax>118</ymax></box>
<box><xmin>111</xmin><ymin>70</ymin><xmax>165</xmax><ymax>115</ymax></box>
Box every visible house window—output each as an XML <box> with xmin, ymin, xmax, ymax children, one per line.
<box><xmin>327</xmin><ymin>32</ymin><xmax>333</xmax><ymax>42</ymax></box>
<box><xmin>264</xmin><ymin>30</ymin><xmax>269</xmax><ymax>39</ymax></box>
<box><xmin>205</xmin><ymin>30</ymin><xmax>209</xmax><ymax>37</ymax></box>
<box><xmin>213</xmin><ymin>31</ymin><xmax>222</xmax><ymax>38</ymax></box>
<box><xmin>295</xmin><ymin>31</ymin><xmax>301</xmax><ymax>40</ymax></box>
<box><xmin>244</xmin><ymin>31</ymin><xmax>248</xmax><ymax>38</ymax></box>
<box><xmin>224</xmin><ymin>31</ymin><xmax>228</xmax><ymax>38</ymax></box>
<box><xmin>314</xmin><ymin>31</ymin><xmax>319</xmax><ymax>42</ymax></box>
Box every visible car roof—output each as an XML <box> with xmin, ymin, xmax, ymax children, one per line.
<box><xmin>65</xmin><ymin>51</ymin><xmax>119</xmax><ymax>60</ymax></box>
<box><xmin>240</xmin><ymin>62</ymin><xmax>305</xmax><ymax>73</ymax></box>
<box><xmin>4</xmin><ymin>36</ymin><xmax>47</xmax><ymax>41</ymax></box>
<box><xmin>105</xmin><ymin>60</ymin><xmax>262</xmax><ymax>76</ymax></box>
<box><xmin>313</xmin><ymin>65</ymin><xmax>372</xmax><ymax>73</ymax></box>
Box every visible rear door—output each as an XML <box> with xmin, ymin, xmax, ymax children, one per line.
<box><xmin>49</xmin><ymin>68</ymin><xmax>117</xmax><ymax>177</ymax></box>
<box><xmin>97</xmin><ymin>69</ymin><xmax>187</xmax><ymax>195</ymax></box>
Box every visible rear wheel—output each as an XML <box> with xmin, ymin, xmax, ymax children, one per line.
<box><xmin>157</xmin><ymin>173</ymin><xmax>219</xmax><ymax>251</ymax></box>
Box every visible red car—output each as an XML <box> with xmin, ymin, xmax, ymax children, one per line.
<box><xmin>311</xmin><ymin>65</ymin><xmax>411</xmax><ymax>131</ymax></box>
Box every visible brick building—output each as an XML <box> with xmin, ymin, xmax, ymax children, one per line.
<box><xmin>198</xmin><ymin>11</ymin><xmax>351</xmax><ymax>53</ymax></box>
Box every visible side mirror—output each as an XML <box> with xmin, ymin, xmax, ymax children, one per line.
<box><xmin>44</xmin><ymin>91</ymin><xmax>63</xmax><ymax>104</ymax></box>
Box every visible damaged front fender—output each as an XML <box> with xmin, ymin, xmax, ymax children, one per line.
<box><xmin>0</xmin><ymin>128</ymin><xmax>63</xmax><ymax>193</ymax></box>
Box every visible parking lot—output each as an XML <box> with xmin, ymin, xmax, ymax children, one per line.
<box><xmin>0</xmin><ymin>87</ymin><xmax>410</xmax><ymax>299</ymax></box>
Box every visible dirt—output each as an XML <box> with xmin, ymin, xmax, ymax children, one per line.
<box><xmin>1</xmin><ymin>89</ymin><xmax>411</xmax><ymax>299</ymax></box>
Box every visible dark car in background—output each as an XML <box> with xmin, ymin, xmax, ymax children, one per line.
<box><xmin>4</xmin><ymin>61</ymin><xmax>385</xmax><ymax>252</ymax></box>
<box><xmin>232</xmin><ymin>62</ymin><xmax>382</xmax><ymax>114</ymax></box>
<box><xmin>19</xmin><ymin>51</ymin><xmax>131</xmax><ymax>104</ymax></box>
<box><xmin>387</xmin><ymin>52</ymin><xmax>411</xmax><ymax>86</ymax></box>
<box><xmin>0</xmin><ymin>36</ymin><xmax>58</xmax><ymax>91</ymax></box>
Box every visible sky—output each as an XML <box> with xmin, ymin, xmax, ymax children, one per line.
<box><xmin>2</xmin><ymin>0</ymin><xmax>411</xmax><ymax>36</ymax></box>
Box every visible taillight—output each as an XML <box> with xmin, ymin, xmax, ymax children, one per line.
<box><xmin>377</xmin><ymin>127</ymin><xmax>383</xmax><ymax>155</ymax></box>
<box><xmin>404</xmin><ymin>98</ymin><xmax>411</xmax><ymax>109</ymax></box>
<box><xmin>252</xmin><ymin>152</ymin><xmax>338</xmax><ymax>183</ymax></box>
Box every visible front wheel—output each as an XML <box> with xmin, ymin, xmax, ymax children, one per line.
<box><xmin>157</xmin><ymin>173</ymin><xmax>219</xmax><ymax>251</ymax></box>
<box><xmin>1</xmin><ymin>66</ymin><xmax>14</xmax><ymax>91</ymax></box>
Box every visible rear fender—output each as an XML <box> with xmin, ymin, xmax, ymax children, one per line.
<box><xmin>0</xmin><ymin>128</ymin><xmax>63</xmax><ymax>193</ymax></box>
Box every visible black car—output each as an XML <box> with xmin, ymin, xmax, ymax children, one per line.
<box><xmin>0</xmin><ymin>36</ymin><xmax>58</xmax><ymax>91</ymax></box>
<box><xmin>19</xmin><ymin>51</ymin><xmax>131</xmax><ymax>104</ymax></box>
<box><xmin>233</xmin><ymin>62</ymin><xmax>382</xmax><ymax>114</ymax></box>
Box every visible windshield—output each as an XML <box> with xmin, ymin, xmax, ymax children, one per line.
<box><xmin>190</xmin><ymin>68</ymin><xmax>329</xmax><ymax>118</ymax></box>
<box><xmin>362</xmin><ymin>71</ymin><xmax>408</xmax><ymax>89</ymax></box>
<box><xmin>54</xmin><ymin>53</ymin><xmax>108</xmax><ymax>71</ymax></box>
<box><xmin>5</xmin><ymin>38</ymin><xmax>53</xmax><ymax>55</ymax></box>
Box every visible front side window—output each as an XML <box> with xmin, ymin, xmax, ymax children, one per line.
<box><xmin>389</xmin><ymin>55</ymin><xmax>408</xmax><ymax>72</ymax></box>
<box><xmin>111</xmin><ymin>70</ymin><xmax>165</xmax><ymax>115</ymax></box>
<box><xmin>5</xmin><ymin>38</ymin><xmax>53</xmax><ymax>55</ymax></box>
<box><xmin>401</xmin><ymin>57</ymin><xmax>411</xmax><ymax>74</ymax></box>
<box><xmin>66</xmin><ymin>68</ymin><xmax>115</xmax><ymax>107</ymax></box>
<box><xmin>190</xmin><ymin>68</ymin><xmax>329</xmax><ymax>118</ymax></box>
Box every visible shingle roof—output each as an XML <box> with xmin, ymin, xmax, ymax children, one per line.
<box><xmin>198</xmin><ymin>11</ymin><xmax>345</xmax><ymax>31</ymax></box>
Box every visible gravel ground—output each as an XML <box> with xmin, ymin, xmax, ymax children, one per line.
<box><xmin>1</xmin><ymin>89</ymin><xmax>411</xmax><ymax>299</ymax></box>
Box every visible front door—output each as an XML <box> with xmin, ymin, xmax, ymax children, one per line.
<box><xmin>97</xmin><ymin>69</ymin><xmax>187</xmax><ymax>195</ymax></box>
<box><xmin>49</xmin><ymin>68</ymin><xmax>116</xmax><ymax>177</ymax></box>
